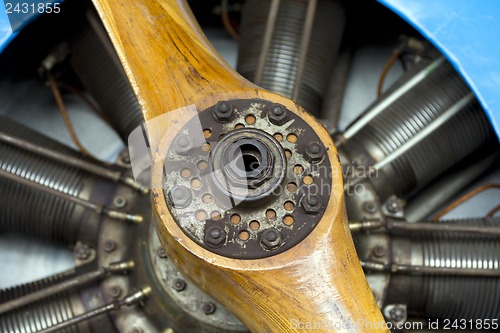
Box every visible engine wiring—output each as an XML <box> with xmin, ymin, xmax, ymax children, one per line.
<box><xmin>433</xmin><ymin>183</ymin><xmax>500</xmax><ymax>221</ymax></box>
<box><xmin>221</xmin><ymin>0</ymin><xmax>240</xmax><ymax>41</ymax></box>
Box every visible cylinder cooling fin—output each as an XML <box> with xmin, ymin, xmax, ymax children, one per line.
<box><xmin>387</xmin><ymin>218</ymin><xmax>500</xmax><ymax>320</ymax></box>
<box><xmin>237</xmin><ymin>0</ymin><xmax>345</xmax><ymax>116</ymax></box>
<box><xmin>0</xmin><ymin>117</ymin><xmax>98</xmax><ymax>245</ymax></box>
<box><xmin>340</xmin><ymin>58</ymin><xmax>494</xmax><ymax>200</ymax></box>
<box><xmin>70</xmin><ymin>10</ymin><xmax>143</xmax><ymax>143</ymax></box>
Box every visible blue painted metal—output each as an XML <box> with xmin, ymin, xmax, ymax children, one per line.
<box><xmin>0</xmin><ymin>1</ymin><xmax>15</xmax><ymax>52</ymax></box>
<box><xmin>0</xmin><ymin>0</ymin><xmax>60</xmax><ymax>53</ymax></box>
<box><xmin>378</xmin><ymin>0</ymin><xmax>500</xmax><ymax>138</ymax></box>
<box><xmin>1</xmin><ymin>0</ymin><xmax>499</xmax><ymax>137</ymax></box>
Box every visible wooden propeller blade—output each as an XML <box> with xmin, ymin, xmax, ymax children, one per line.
<box><xmin>92</xmin><ymin>0</ymin><xmax>388</xmax><ymax>332</ymax></box>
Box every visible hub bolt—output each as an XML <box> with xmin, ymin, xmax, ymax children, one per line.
<box><xmin>214</xmin><ymin>101</ymin><xmax>233</xmax><ymax>122</ymax></box>
<box><xmin>169</xmin><ymin>185</ymin><xmax>192</xmax><ymax>209</ymax></box>
<box><xmin>205</xmin><ymin>227</ymin><xmax>226</xmax><ymax>248</ymax></box>
<box><xmin>268</xmin><ymin>104</ymin><xmax>288</xmax><ymax>125</ymax></box>
<box><xmin>302</xmin><ymin>195</ymin><xmax>322</xmax><ymax>214</ymax></box>
<box><xmin>304</xmin><ymin>141</ymin><xmax>325</xmax><ymax>163</ymax></box>
<box><xmin>261</xmin><ymin>228</ymin><xmax>282</xmax><ymax>250</ymax></box>
<box><xmin>174</xmin><ymin>134</ymin><xmax>193</xmax><ymax>155</ymax></box>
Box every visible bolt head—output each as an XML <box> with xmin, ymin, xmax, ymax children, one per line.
<box><xmin>372</xmin><ymin>246</ymin><xmax>386</xmax><ymax>258</ymax></box>
<box><xmin>157</xmin><ymin>247</ymin><xmax>167</xmax><ymax>258</ymax></box>
<box><xmin>389</xmin><ymin>305</ymin><xmax>406</xmax><ymax>322</ymax></box>
<box><xmin>75</xmin><ymin>243</ymin><xmax>91</xmax><ymax>260</ymax></box>
<box><xmin>169</xmin><ymin>185</ymin><xmax>192</xmax><ymax>209</ymax></box>
<box><xmin>173</xmin><ymin>278</ymin><xmax>186</xmax><ymax>291</ymax></box>
<box><xmin>304</xmin><ymin>142</ymin><xmax>325</xmax><ymax>164</ymax></box>
<box><xmin>302</xmin><ymin>195</ymin><xmax>322</xmax><ymax>214</ymax></box>
<box><xmin>108</xmin><ymin>286</ymin><xmax>122</xmax><ymax>298</ymax></box>
<box><xmin>104</xmin><ymin>240</ymin><xmax>116</xmax><ymax>253</ymax></box>
<box><xmin>205</xmin><ymin>226</ymin><xmax>226</xmax><ymax>248</ymax></box>
<box><xmin>113</xmin><ymin>196</ymin><xmax>127</xmax><ymax>208</ymax></box>
<box><xmin>202</xmin><ymin>302</ymin><xmax>216</xmax><ymax>315</ymax></box>
<box><xmin>261</xmin><ymin>228</ymin><xmax>282</xmax><ymax>250</ymax></box>
<box><xmin>386</xmin><ymin>196</ymin><xmax>403</xmax><ymax>213</ymax></box>
<box><xmin>268</xmin><ymin>104</ymin><xmax>288</xmax><ymax>125</ymax></box>
<box><xmin>363</xmin><ymin>201</ymin><xmax>377</xmax><ymax>214</ymax></box>
<box><xmin>214</xmin><ymin>101</ymin><xmax>233</xmax><ymax>122</ymax></box>
<box><xmin>174</xmin><ymin>134</ymin><xmax>193</xmax><ymax>155</ymax></box>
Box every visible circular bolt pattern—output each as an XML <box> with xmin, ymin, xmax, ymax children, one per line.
<box><xmin>163</xmin><ymin>99</ymin><xmax>333</xmax><ymax>259</ymax></box>
<box><xmin>104</xmin><ymin>240</ymin><xmax>116</xmax><ymax>253</ymax></box>
<box><xmin>169</xmin><ymin>185</ymin><xmax>192</xmax><ymax>209</ymax></box>
<box><xmin>261</xmin><ymin>228</ymin><xmax>282</xmax><ymax>250</ymax></box>
<box><xmin>205</xmin><ymin>227</ymin><xmax>226</xmax><ymax>248</ymax></box>
<box><xmin>302</xmin><ymin>195</ymin><xmax>323</xmax><ymax>214</ymax></box>
<box><xmin>304</xmin><ymin>141</ymin><xmax>325</xmax><ymax>163</ymax></box>
<box><xmin>214</xmin><ymin>101</ymin><xmax>233</xmax><ymax>122</ymax></box>
<box><xmin>75</xmin><ymin>243</ymin><xmax>91</xmax><ymax>260</ymax></box>
<box><xmin>173</xmin><ymin>278</ymin><xmax>187</xmax><ymax>292</ymax></box>
<box><xmin>202</xmin><ymin>302</ymin><xmax>217</xmax><ymax>315</ymax></box>
<box><xmin>268</xmin><ymin>103</ymin><xmax>288</xmax><ymax>125</ymax></box>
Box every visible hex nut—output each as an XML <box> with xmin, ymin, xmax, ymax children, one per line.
<box><xmin>213</xmin><ymin>101</ymin><xmax>233</xmax><ymax>122</ymax></box>
<box><xmin>261</xmin><ymin>228</ymin><xmax>282</xmax><ymax>250</ymax></box>
<box><xmin>169</xmin><ymin>185</ymin><xmax>192</xmax><ymax>209</ymax></box>
<box><xmin>386</xmin><ymin>196</ymin><xmax>403</xmax><ymax>213</ymax></box>
<box><xmin>75</xmin><ymin>243</ymin><xmax>91</xmax><ymax>260</ymax></box>
<box><xmin>302</xmin><ymin>195</ymin><xmax>322</xmax><ymax>214</ymax></box>
<box><xmin>304</xmin><ymin>141</ymin><xmax>325</xmax><ymax>164</ymax></box>
<box><xmin>205</xmin><ymin>227</ymin><xmax>226</xmax><ymax>248</ymax></box>
<box><xmin>268</xmin><ymin>104</ymin><xmax>288</xmax><ymax>125</ymax></box>
<box><xmin>174</xmin><ymin>134</ymin><xmax>193</xmax><ymax>155</ymax></box>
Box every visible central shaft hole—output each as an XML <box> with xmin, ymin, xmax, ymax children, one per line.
<box><xmin>237</xmin><ymin>144</ymin><xmax>261</xmax><ymax>173</ymax></box>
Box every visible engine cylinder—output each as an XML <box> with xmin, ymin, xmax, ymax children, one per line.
<box><xmin>0</xmin><ymin>270</ymin><xmax>88</xmax><ymax>333</ymax></box>
<box><xmin>0</xmin><ymin>117</ymin><xmax>106</xmax><ymax>245</ymax></box>
<box><xmin>71</xmin><ymin>11</ymin><xmax>143</xmax><ymax>143</ymax></box>
<box><xmin>387</xmin><ymin>218</ymin><xmax>500</xmax><ymax>320</ymax></box>
<box><xmin>342</xmin><ymin>60</ymin><xmax>494</xmax><ymax>199</ymax></box>
<box><xmin>237</xmin><ymin>0</ymin><xmax>345</xmax><ymax>116</ymax></box>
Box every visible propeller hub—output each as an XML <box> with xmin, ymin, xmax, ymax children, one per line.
<box><xmin>162</xmin><ymin>99</ymin><xmax>332</xmax><ymax>259</ymax></box>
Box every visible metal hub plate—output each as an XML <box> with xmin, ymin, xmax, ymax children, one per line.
<box><xmin>163</xmin><ymin>99</ymin><xmax>333</xmax><ymax>259</ymax></box>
